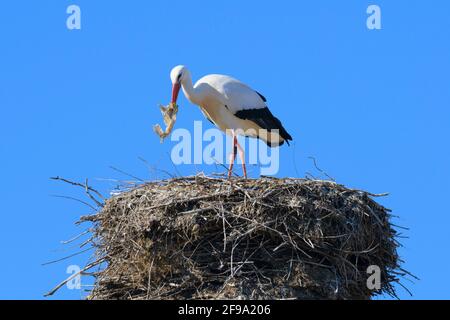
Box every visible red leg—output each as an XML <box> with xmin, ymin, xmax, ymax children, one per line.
<box><xmin>228</xmin><ymin>135</ymin><xmax>237</xmax><ymax>178</ymax></box>
<box><xmin>236</xmin><ymin>140</ymin><xmax>247</xmax><ymax>179</ymax></box>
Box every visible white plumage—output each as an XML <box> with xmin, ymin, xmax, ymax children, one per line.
<box><xmin>195</xmin><ymin>74</ymin><xmax>267</xmax><ymax>113</ymax></box>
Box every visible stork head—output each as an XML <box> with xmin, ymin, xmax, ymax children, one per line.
<box><xmin>170</xmin><ymin>65</ymin><xmax>187</xmax><ymax>104</ymax></box>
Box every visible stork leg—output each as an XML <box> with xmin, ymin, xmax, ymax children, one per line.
<box><xmin>235</xmin><ymin>140</ymin><xmax>247</xmax><ymax>179</ymax></box>
<box><xmin>228</xmin><ymin>135</ymin><xmax>237</xmax><ymax>178</ymax></box>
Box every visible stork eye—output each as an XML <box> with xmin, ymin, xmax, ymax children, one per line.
<box><xmin>177</xmin><ymin>73</ymin><xmax>183</xmax><ymax>81</ymax></box>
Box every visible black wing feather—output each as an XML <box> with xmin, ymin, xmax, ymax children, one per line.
<box><xmin>234</xmin><ymin>107</ymin><xmax>293</xmax><ymax>146</ymax></box>
<box><xmin>255</xmin><ymin>91</ymin><xmax>267</xmax><ymax>102</ymax></box>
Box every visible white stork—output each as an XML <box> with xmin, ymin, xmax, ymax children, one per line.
<box><xmin>170</xmin><ymin>65</ymin><xmax>292</xmax><ymax>178</ymax></box>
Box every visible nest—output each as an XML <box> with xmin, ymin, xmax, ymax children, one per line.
<box><xmin>81</xmin><ymin>175</ymin><xmax>404</xmax><ymax>300</ymax></box>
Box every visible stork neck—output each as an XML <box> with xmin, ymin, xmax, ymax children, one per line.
<box><xmin>180</xmin><ymin>72</ymin><xmax>201</xmax><ymax>105</ymax></box>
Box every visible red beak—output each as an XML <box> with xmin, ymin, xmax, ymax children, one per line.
<box><xmin>171</xmin><ymin>82</ymin><xmax>181</xmax><ymax>105</ymax></box>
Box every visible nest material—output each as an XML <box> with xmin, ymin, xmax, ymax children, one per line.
<box><xmin>83</xmin><ymin>175</ymin><xmax>402</xmax><ymax>300</ymax></box>
<box><xmin>152</xmin><ymin>103</ymin><xmax>178</xmax><ymax>142</ymax></box>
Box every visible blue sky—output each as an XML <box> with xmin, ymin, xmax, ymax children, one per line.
<box><xmin>0</xmin><ymin>0</ymin><xmax>449</xmax><ymax>299</ymax></box>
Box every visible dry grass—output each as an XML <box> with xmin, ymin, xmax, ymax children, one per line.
<box><xmin>71</xmin><ymin>174</ymin><xmax>408</xmax><ymax>300</ymax></box>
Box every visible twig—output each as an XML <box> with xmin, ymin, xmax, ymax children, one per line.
<box><xmin>308</xmin><ymin>156</ymin><xmax>335</xmax><ymax>182</ymax></box>
<box><xmin>50</xmin><ymin>195</ymin><xmax>97</xmax><ymax>211</ymax></box>
<box><xmin>42</xmin><ymin>247</ymin><xmax>93</xmax><ymax>266</ymax></box>
<box><xmin>109</xmin><ymin>166</ymin><xmax>145</xmax><ymax>182</ymax></box>
<box><xmin>44</xmin><ymin>258</ymin><xmax>104</xmax><ymax>297</ymax></box>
